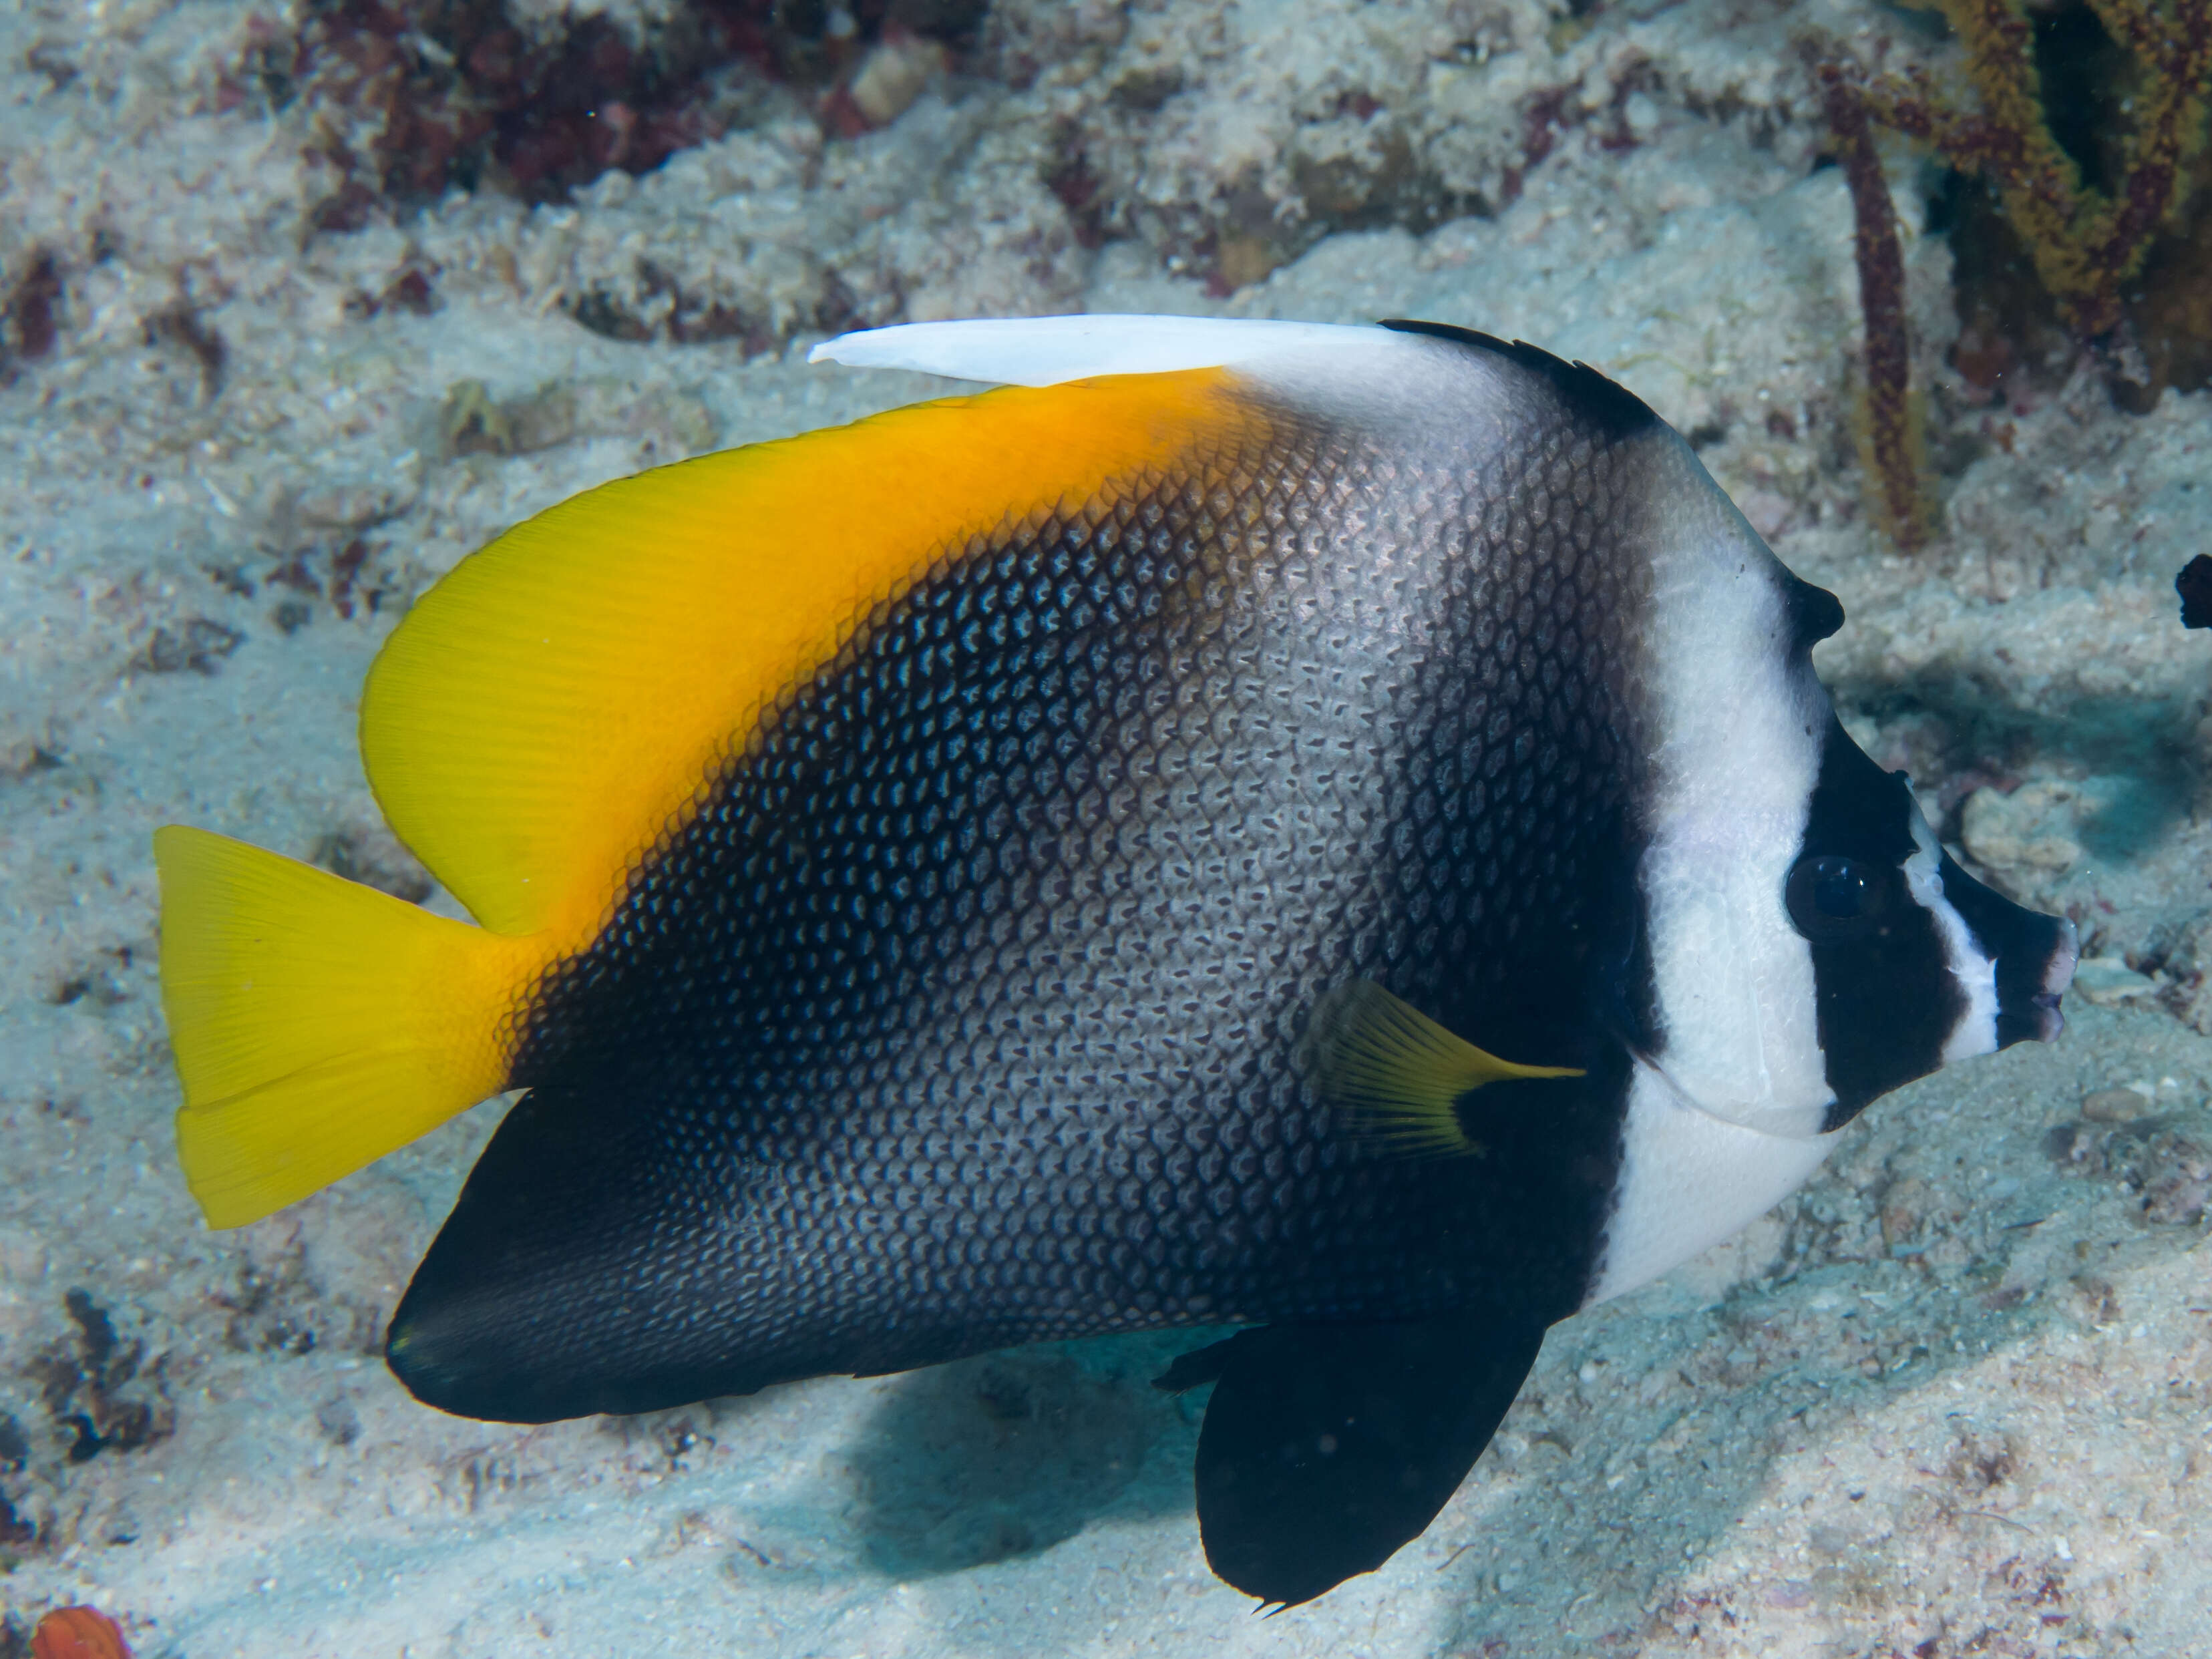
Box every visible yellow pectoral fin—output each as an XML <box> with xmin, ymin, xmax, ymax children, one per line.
<box><xmin>1306</xmin><ymin>979</ymin><xmax>1584</xmax><ymax>1157</ymax></box>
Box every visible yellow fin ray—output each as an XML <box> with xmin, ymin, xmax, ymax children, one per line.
<box><xmin>1307</xmin><ymin>979</ymin><xmax>1584</xmax><ymax>1157</ymax></box>
<box><xmin>155</xmin><ymin>826</ymin><xmax>548</xmax><ymax>1228</ymax></box>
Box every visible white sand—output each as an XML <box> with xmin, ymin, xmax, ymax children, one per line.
<box><xmin>3</xmin><ymin>1</ymin><xmax>2209</xmax><ymax>1654</ymax></box>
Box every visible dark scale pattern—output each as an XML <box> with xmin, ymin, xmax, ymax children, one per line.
<box><xmin>395</xmin><ymin>371</ymin><xmax>1672</xmax><ymax>1423</ymax></box>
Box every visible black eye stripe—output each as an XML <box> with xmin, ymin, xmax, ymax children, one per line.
<box><xmin>1785</xmin><ymin>854</ymin><xmax>1895</xmax><ymax>941</ymax></box>
<box><xmin>1793</xmin><ymin>718</ymin><xmax>1963</xmax><ymax>1130</ymax></box>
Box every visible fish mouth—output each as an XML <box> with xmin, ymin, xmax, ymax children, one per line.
<box><xmin>2017</xmin><ymin>916</ymin><xmax>2079</xmax><ymax>1043</ymax></box>
<box><xmin>1997</xmin><ymin>914</ymin><xmax>2076</xmax><ymax>1047</ymax></box>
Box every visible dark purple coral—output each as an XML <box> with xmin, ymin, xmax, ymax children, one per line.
<box><xmin>1812</xmin><ymin>0</ymin><xmax>2212</xmax><ymax>548</ymax></box>
<box><xmin>1861</xmin><ymin>0</ymin><xmax>2211</xmax><ymax>341</ymax></box>
<box><xmin>1817</xmin><ymin>63</ymin><xmax>1933</xmax><ymax>552</ymax></box>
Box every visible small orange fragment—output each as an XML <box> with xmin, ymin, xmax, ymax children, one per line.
<box><xmin>31</xmin><ymin>1606</ymin><xmax>132</xmax><ymax>1659</ymax></box>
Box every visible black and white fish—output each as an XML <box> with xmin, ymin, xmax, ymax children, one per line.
<box><xmin>154</xmin><ymin>315</ymin><xmax>2077</xmax><ymax>1606</ymax></box>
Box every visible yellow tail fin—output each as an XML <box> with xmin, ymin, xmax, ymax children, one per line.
<box><xmin>154</xmin><ymin>825</ymin><xmax>547</xmax><ymax>1228</ymax></box>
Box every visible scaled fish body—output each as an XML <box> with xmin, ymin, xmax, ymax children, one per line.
<box><xmin>155</xmin><ymin>317</ymin><xmax>2076</xmax><ymax>1605</ymax></box>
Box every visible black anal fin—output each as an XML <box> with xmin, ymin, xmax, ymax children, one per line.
<box><xmin>1191</xmin><ymin>1312</ymin><xmax>1545</xmax><ymax>1607</ymax></box>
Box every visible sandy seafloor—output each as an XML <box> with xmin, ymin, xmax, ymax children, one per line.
<box><xmin>3</xmin><ymin>0</ymin><xmax>2211</xmax><ymax>1654</ymax></box>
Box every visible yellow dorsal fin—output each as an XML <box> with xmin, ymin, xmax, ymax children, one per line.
<box><xmin>363</xmin><ymin>368</ymin><xmax>1258</xmax><ymax>946</ymax></box>
<box><xmin>1306</xmin><ymin>980</ymin><xmax>1584</xmax><ymax>1157</ymax></box>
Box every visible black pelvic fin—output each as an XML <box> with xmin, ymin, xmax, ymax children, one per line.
<box><xmin>1153</xmin><ymin>1336</ymin><xmax>1240</xmax><ymax>1395</ymax></box>
<box><xmin>1190</xmin><ymin>1312</ymin><xmax>1545</xmax><ymax>1607</ymax></box>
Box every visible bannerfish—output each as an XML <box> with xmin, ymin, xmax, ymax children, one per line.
<box><xmin>2178</xmin><ymin>552</ymin><xmax>2212</xmax><ymax>628</ymax></box>
<box><xmin>154</xmin><ymin>316</ymin><xmax>2078</xmax><ymax>1606</ymax></box>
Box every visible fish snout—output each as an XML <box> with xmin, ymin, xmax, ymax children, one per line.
<box><xmin>2021</xmin><ymin>914</ymin><xmax>2079</xmax><ymax>1044</ymax></box>
<box><xmin>1937</xmin><ymin>853</ymin><xmax>2076</xmax><ymax>1049</ymax></box>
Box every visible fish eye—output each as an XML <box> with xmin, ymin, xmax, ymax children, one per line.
<box><xmin>1785</xmin><ymin>854</ymin><xmax>1890</xmax><ymax>941</ymax></box>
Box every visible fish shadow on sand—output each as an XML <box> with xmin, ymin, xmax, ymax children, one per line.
<box><xmin>844</xmin><ymin>1332</ymin><xmax>1209</xmax><ymax>1578</ymax></box>
<box><xmin>832</xmin><ymin>1043</ymin><xmax>2195</xmax><ymax>1638</ymax></box>
<box><xmin>1844</xmin><ymin>681</ymin><xmax>2200</xmax><ymax>866</ymax></box>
